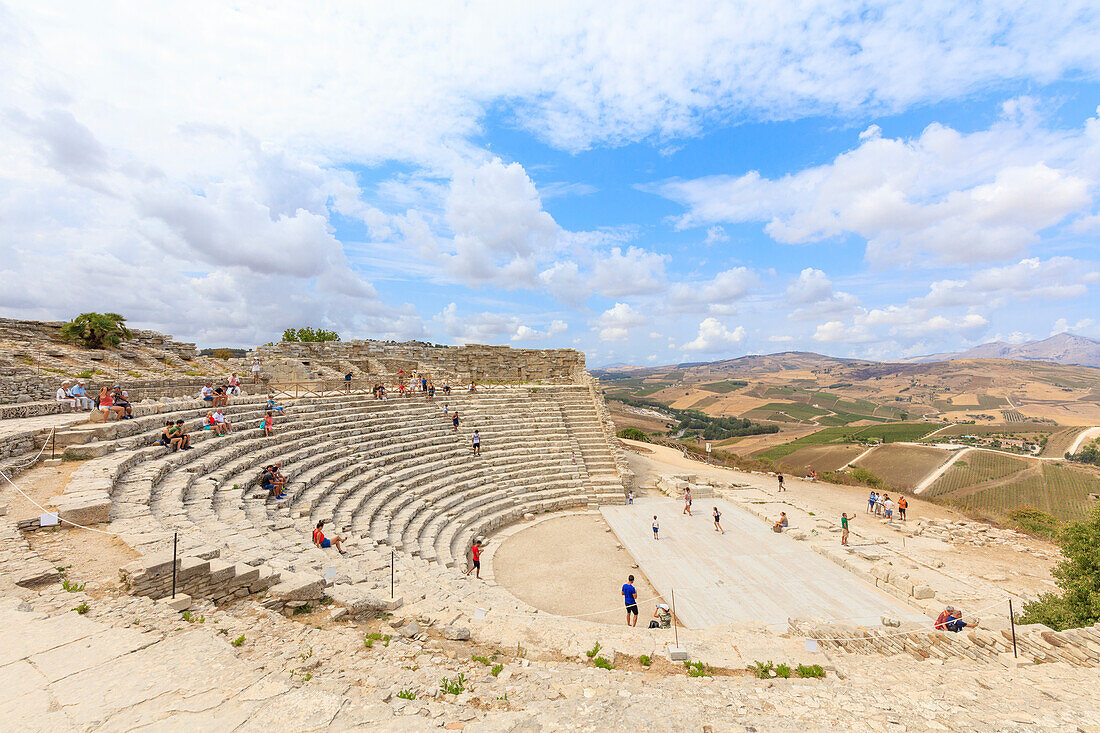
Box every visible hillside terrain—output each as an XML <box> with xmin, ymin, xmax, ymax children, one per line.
<box><xmin>908</xmin><ymin>332</ymin><xmax>1100</xmax><ymax>368</ymax></box>
<box><xmin>598</xmin><ymin>351</ymin><xmax>1100</xmax><ymax>524</ymax></box>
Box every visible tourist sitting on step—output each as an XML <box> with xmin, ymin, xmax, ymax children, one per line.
<box><xmin>313</xmin><ymin>520</ymin><xmax>346</xmax><ymax>554</ymax></box>
<box><xmin>262</xmin><ymin>465</ymin><xmax>284</xmax><ymax>499</ymax></box>
<box><xmin>772</xmin><ymin>512</ymin><xmax>788</xmax><ymax>533</ymax></box>
<box><xmin>649</xmin><ymin>602</ymin><xmax>672</xmax><ymax>629</ymax></box>
<box><xmin>442</xmin><ymin>383</ymin><xmax>451</xmax><ymax>395</ymax></box>
<box><xmin>468</xmin><ymin>382</ymin><xmax>477</xmax><ymax>392</ymax></box>
<box><xmin>266</xmin><ymin>394</ymin><xmax>285</xmax><ymax>412</ymax></box>
<box><xmin>227</xmin><ymin>372</ymin><xmax>241</xmax><ymax>396</ymax></box>
<box><xmin>200</xmin><ymin>382</ymin><xmax>215</xmax><ymax>406</ymax></box>
<box><xmin>212</xmin><ymin>385</ymin><xmax>229</xmax><ymax>408</ymax></box>
<box><xmin>172</xmin><ymin>419</ymin><xmax>191</xmax><ymax>449</ymax></box>
<box><xmin>111</xmin><ymin>385</ymin><xmax>133</xmax><ymax>418</ymax></box>
<box><xmin>158</xmin><ymin>420</ymin><xmax>183</xmax><ymax>451</ymax></box>
<box><xmin>97</xmin><ymin>386</ymin><xmax>125</xmax><ymax>421</ymax></box>
<box><xmin>56</xmin><ymin>381</ymin><xmax>78</xmax><ymax>412</ymax></box>
<box><xmin>69</xmin><ymin>380</ymin><xmax>94</xmax><ymax>410</ymax></box>
<box><xmin>204</xmin><ymin>411</ymin><xmax>225</xmax><ymax>436</ymax></box>
<box><xmin>937</xmin><ymin>607</ymin><xmax>979</xmax><ymax>633</ymax></box>
<box><xmin>262</xmin><ymin>410</ymin><xmax>275</xmax><ymax>436</ymax></box>
<box><xmin>213</xmin><ymin>408</ymin><xmax>231</xmax><ymax>434</ymax></box>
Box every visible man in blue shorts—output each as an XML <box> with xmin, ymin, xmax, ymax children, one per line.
<box><xmin>622</xmin><ymin>574</ymin><xmax>639</xmax><ymax>626</ymax></box>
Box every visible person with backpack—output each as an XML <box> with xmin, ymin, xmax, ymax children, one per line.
<box><xmin>649</xmin><ymin>602</ymin><xmax>672</xmax><ymax>629</ymax></box>
<box><xmin>713</xmin><ymin>506</ymin><xmax>724</xmax><ymax>534</ymax></box>
<box><xmin>898</xmin><ymin>496</ymin><xmax>908</xmax><ymax>521</ymax></box>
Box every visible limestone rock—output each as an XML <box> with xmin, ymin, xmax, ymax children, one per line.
<box><xmin>269</xmin><ymin>572</ymin><xmax>325</xmax><ymax>602</ymax></box>
<box><xmin>444</xmin><ymin>625</ymin><xmax>471</xmax><ymax>641</ymax></box>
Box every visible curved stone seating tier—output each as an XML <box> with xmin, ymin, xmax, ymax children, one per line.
<box><xmin>61</xmin><ymin>386</ymin><xmax>627</xmax><ymax>597</ymax></box>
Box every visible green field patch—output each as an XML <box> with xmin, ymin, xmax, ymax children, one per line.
<box><xmin>977</xmin><ymin>395</ymin><xmax>1009</xmax><ymax>409</ymax></box>
<box><xmin>749</xmin><ymin>402</ymin><xmax>828</xmax><ymax>420</ymax></box>
<box><xmin>926</xmin><ymin>450</ymin><xmax>1030</xmax><ymax>497</ymax></box>
<box><xmin>635</xmin><ymin>382</ymin><xmax>673</xmax><ymax>397</ymax></box>
<box><xmin>759</xmin><ymin>423</ymin><xmax>938</xmax><ymax>461</ymax></box>
<box><xmin>697</xmin><ymin>380</ymin><xmax>748</xmax><ymax>394</ymax></box>
<box><xmin>688</xmin><ymin>395</ymin><xmax>720</xmax><ymax>410</ymax></box>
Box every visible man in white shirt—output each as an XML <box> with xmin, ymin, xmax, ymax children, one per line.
<box><xmin>56</xmin><ymin>382</ymin><xmax>78</xmax><ymax>412</ymax></box>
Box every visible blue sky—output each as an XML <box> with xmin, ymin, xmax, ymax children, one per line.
<box><xmin>1</xmin><ymin>3</ymin><xmax>1098</xmax><ymax>366</ymax></box>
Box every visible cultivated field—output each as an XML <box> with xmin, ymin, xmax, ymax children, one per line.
<box><xmin>852</xmin><ymin>444</ymin><xmax>951</xmax><ymax>490</ymax></box>
<box><xmin>925</xmin><ymin>449</ymin><xmax>1100</xmax><ymax>521</ymax></box>
<box><xmin>757</xmin><ymin>422</ymin><xmax>940</xmax><ymax>461</ymax></box>
<box><xmin>776</xmin><ymin>444</ymin><xmax>867</xmax><ymax>473</ymax></box>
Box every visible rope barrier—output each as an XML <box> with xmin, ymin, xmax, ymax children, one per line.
<box><xmin>0</xmin><ymin>427</ymin><xmax>124</xmax><ymax>536</ymax></box>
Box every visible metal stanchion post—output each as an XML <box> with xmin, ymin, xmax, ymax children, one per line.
<box><xmin>51</xmin><ymin>431</ymin><xmax>56</xmax><ymax>461</ymax></box>
<box><xmin>171</xmin><ymin>532</ymin><xmax>178</xmax><ymax>599</ymax></box>
<box><xmin>672</xmin><ymin>589</ymin><xmax>678</xmax><ymax>648</ymax></box>
<box><xmin>1009</xmin><ymin>599</ymin><xmax>1018</xmax><ymax>658</ymax></box>
<box><xmin>391</xmin><ymin>550</ymin><xmax>395</xmax><ymax>598</ymax></box>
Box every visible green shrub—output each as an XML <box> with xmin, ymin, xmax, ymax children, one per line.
<box><xmin>593</xmin><ymin>656</ymin><xmax>614</xmax><ymax>670</ymax></box>
<box><xmin>439</xmin><ymin>674</ymin><xmax>466</xmax><ymax>695</ymax></box>
<box><xmin>491</xmin><ymin>663</ymin><xmax>504</xmax><ymax>676</ymax></box>
<box><xmin>72</xmin><ymin>602</ymin><xmax>90</xmax><ymax>615</ymax></box>
<box><xmin>848</xmin><ymin>466</ymin><xmax>885</xmax><ymax>489</ymax></box>
<box><xmin>617</xmin><ymin>427</ymin><xmax>649</xmax><ymax>442</ymax></box>
<box><xmin>281</xmin><ymin>327</ymin><xmax>340</xmax><ymax>343</ymax></box>
<box><xmin>1007</xmin><ymin>506</ymin><xmax>1061</xmax><ymax>540</ymax></box>
<box><xmin>471</xmin><ymin>654</ymin><xmax>490</xmax><ymax>665</ymax></box>
<box><xmin>293</xmin><ymin>604</ymin><xmax>312</xmax><ymax>615</ymax></box>
<box><xmin>748</xmin><ymin>660</ymin><xmax>774</xmax><ymax>679</ymax></box>
<box><xmin>775</xmin><ymin>663</ymin><xmax>791</xmax><ymax>678</ymax></box>
<box><xmin>60</xmin><ymin>313</ymin><xmax>132</xmax><ymax>349</ymax></box>
<box><xmin>585</xmin><ymin>641</ymin><xmax>601</xmax><ymax>658</ymax></box>
<box><xmin>396</xmin><ymin>689</ymin><xmax>416</xmax><ymax>700</ymax></box>
<box><xmin>639</xmin><ymin>654</ymin><xmax>652</xmax><ymax>666</ymax></box>
<box><xmin>795</xmin><ymin>664</ymin><xmax>825</xmax><ymax>678</ymax></box>
<box><xmin>1020</xmin><ymin>505</ymin><xmax>1100</xmax><ymax>630</ymax></box>
<box><xmin>684</xmin><ymin>660</ymin><xmax>713</xmax><ymax>677</ymax></box>
<box><xmin>61</xmin><ymin>579</ymin><xmax>86</xmax><ymax>592</ymax></box>
<box><xmin>231</xmin><ymin>635</ymin><xmax>245</xmax><ymax>647</ymax></box>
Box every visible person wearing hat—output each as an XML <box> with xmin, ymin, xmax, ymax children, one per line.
<box><xmin>56</xmin><ymin>381</ymin><xmax>78</xmax><ymax>412</ymax></box>
<box><xmin>934</xmin><ymin>606</ymin><xmax>956</xmax><ymax>630</ymax></box>
<box><xmin>111</xmin><ymin>385</ymin><xmax>133</xmax><ymax>419</ymax></box>
<box><xmin>69</xmin><ymin>380</ymin><xmax>93</xmax><ymax>410</ymax></box>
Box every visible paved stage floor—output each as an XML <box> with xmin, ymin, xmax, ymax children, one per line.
<box><xmin>601</xmin><ymin>497</ymin><xmax>926</xmax><ymax>629</ymax></box>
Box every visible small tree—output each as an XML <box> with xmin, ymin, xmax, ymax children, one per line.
<box><xmin>1019</xmin><ymin>505</ymin><xmax>1100</xmax><ymax>630</ymax></box>
<box><xmin>59</xmin><ymin>313</ymin><xmax>132</xmax><ymax>349</ymax></box>
<box><xmin>281</xmin><ymin>327</ymin><xmax>340</xmax><ymax>343</ymax></box>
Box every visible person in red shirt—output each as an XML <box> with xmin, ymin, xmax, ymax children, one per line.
<box><xmin>934</xmin><ymin>605</ymin><xmax>955</xmax><ymax>630</ymax></box>
<box><xmin>312</xmin><ymin>520</ymin><xmax>346</xmax><ymax>554</ymax></box>
<box><xmin>465</xmin><ymin>539</ymin><xmax>482</xmax><ymax>579</ymax></box>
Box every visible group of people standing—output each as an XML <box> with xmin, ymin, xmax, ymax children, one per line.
<box><xmin>868</xmin><ymin>490</ymin><xmax>906</xmax><ymax>520</ymax></box>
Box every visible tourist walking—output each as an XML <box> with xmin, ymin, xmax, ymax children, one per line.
<box><xmin>465</xmin><ymin>540</ymin><xmax>482</xmax><ymax>579</ymax></box>
<box><xmin>777</xmin><ymin>473</ymin><xmax>785</xmax><ymax>492</ymax></box>
<box><xmin>627</xmin><ymin>491</ymin><xmax>634</xmax><ymax>505</ymax></box>
<box><xmin>713</xmin><ymin>506</ymin><xmax>724</xmax><ymax>533</ymax></box>
<box><xmin>652</xmin><ymin>515</ymin><xmax>659</xmax><ymax>540</ymax></box>
<box><xmin>452</xmin><ymin>412</ymin><xmax>460</xmax><ymax>432</ymax></box>
<box><xmin>683</xmin><ymin>488</ymin><xmax>692</xmax><ymax>516</ymax></box>
<box><xmin>622</xmin><ymin>575</ymin><xmax>639</xmax><ymax>627</ymax></box>
<box><xmin>867</xmin><ymin>491</ymin><xmax>876</xmax><ymax>513</ymax></box>
<box><xmin>472</xmin><ymin>429</ymin><xmax>481</xmax><ymax>456</ymax></box>
<box><xmin>262</xmin><ymin>410</ymin><xmax>275</xmax><ymax>436</ymax></box>
<box><xmin>251</xmin><ymin>357</ymin><xmax>262</xmax><ymax>384</ymax></box>
<box><xmin>841</xmin><ymin>512</ymin><xmax>852</xmax><ymax>545</ymax></box>
<box><xmin>344</xmin><ymin>371</ymin><xmax>353</xmax><ymax>393</ymax></box>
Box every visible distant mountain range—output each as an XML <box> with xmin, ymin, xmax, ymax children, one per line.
<box><xmin>593</xmin><ymin>334</ymin><xmax>1100</xmax><ymax>373</ymax></box>
<box><xmin>906</xmin><ymin>333</ymin><xmax>1100</xmax><ymax>368</ymax></box>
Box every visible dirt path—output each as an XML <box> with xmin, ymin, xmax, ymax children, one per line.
<box><xmin>491</xmin><ymin>513</ymin><xmax>664</xmax><ymax>626</ymax></box>
<box><xmin>841</xmin><ymin>444</ymin><xmax>878</xmax><ymax>469</ymax></box>
<box><xmin>1067</xmin><ymin>426</ymin><xmax>1100</xmax><ymax>455</ymax></box>
<box><xmin>914</xmin><ymin>447</ymin><xmax>971</xmax><ymax>494</ymax></box>
<box><xmin>1</xmin><ymin>462</ymin><xmax>139</xmax><ymax>587</ymax></box>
